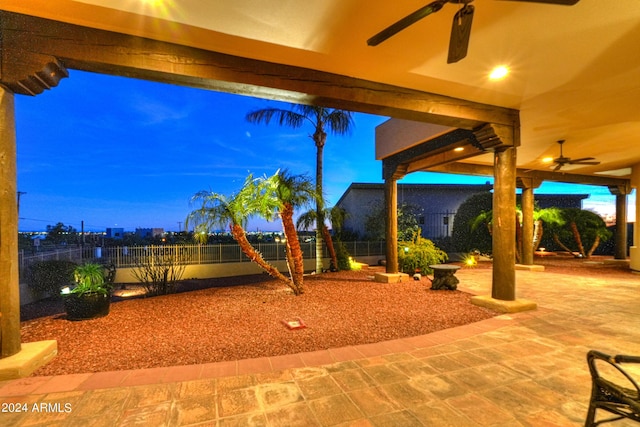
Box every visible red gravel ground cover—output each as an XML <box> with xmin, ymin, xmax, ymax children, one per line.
<box><xmin>20</xmin><ymin>255</ymin><xmax>632</xmax><ymax>376</ymax></box>
<box><xmin>21</xmin><ymin>266</ymin><xmax>496</xmax><ymax>376</ymax></box>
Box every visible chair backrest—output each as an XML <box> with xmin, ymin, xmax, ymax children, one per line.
<box><xmin>587</xmin><ymin>349</ymin><xmax>640</xmax><ymax>396</ymax></box>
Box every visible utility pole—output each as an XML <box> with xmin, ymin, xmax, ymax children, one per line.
<box><xmin>177</xmin><ymin>221</ymin><xmax>182</xmax><ymax>232</ymax></box>
<box><xmin>16</xmin><ymin>191</ymin><xmax>26</xmax><ymax>214</ymax></box>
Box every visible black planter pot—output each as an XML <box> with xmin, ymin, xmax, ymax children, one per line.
<box><xmin>63</xmin><ymin>292</ymin><xmax>111</xmax><ymax>320</ymax></box>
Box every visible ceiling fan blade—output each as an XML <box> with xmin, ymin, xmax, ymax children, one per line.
<box><xmin>567</xmin><ymin>157</ymin><xmax>595</xmax><ymax>163</ymax></box>
<box><xmin>447</xmin><ymin>4</ymin><xmax>474</xmax><ymax>63</ymax></box>
<box><xmin>569</xmin><ymin>161</ymin><xmax>601</xmax><ymax>165</ymax></box>
<box><xmin>553</xmin><ymin>163</ymin><xmax>563</xmax><ymax>171</ymax></box>
<box><xmin>498</xmin><ymin>0</ymin><xmax>580</xmax><ymax>5</ymax></box>
<box><xmin>367</xmin><ymin>0</ymin><xmax>447</xmax><ymax>46</ymax></box>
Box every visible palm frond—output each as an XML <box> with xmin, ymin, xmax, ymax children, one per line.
<box><xmin>272</xmin><ymin>169</ymin><xmax>318</xmax><ymax>208</ymax></box>
<box><xmin>328</xmin><ymin>206</ymin><xmax>349</xmax><ymax>231</ymax></box>
<box><xmin>324</xmin><ymin>109</ymin><xmax>355</xmax><ymax>135</ymax></box>
<box><xmin>296</xmin><ymin>210</ymin><xmax>317</xmax><ymax>230</ymax></box>
<box><xmin>246</xmin><ymin>108</ymin><xmax>306</xmax><ymax>128</ymax></box>
<box><xmin>534</xmin><ymin>207</ymin><xmax>565</xmax><ymax>225</ymax></box>
<box><xmin>470</xmin><ymin>210</ymin><xmax>492</xmax><ymax>231</ymax></box>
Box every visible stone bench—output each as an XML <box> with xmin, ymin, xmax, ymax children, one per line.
<box><xmin>429</xmin><ymin>264</ymin><xmax>460</xmax><ymax>290</ymax></box>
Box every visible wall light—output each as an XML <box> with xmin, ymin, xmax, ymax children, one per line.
<box><xmin>454</xmin><ymin>147</ymin><xmax>465</xmax><ymax>152</ymax></box>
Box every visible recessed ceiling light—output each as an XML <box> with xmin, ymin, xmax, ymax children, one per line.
<box><xmin>454</xmin><ymin>147</ymin><xmax>464</xmax><ymax>152</ymax></box>
<box><xmin>141</xmin><ymin>0</ymin><xmax>164</xmax><ymax>6</ymax></box>
<box><xmin>542</xmin><ymin>156</ymin><xmax>554</xmax><ymax>163</ymax></box>
<box><xmin>489</xmin><ymin>66</ymin><xmax>509</xmax><ymax>80</ymax></box>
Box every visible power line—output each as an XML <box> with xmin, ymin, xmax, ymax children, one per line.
<box><xmin>18</xmin><ymin>217</ymin><xmax>112</xmax><ymax>230</ymax></box>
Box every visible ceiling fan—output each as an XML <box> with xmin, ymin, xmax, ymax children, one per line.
<box><xmin>552</xmin><ymin>139</ymin><xmax>600</xmax><ymax>171</ymax></box>
<box><xmin>367</xmin><ymin>0</ymin><xmax>580</xmax><ymax>63</ymax></box>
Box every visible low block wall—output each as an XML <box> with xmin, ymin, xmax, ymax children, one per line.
<box><xmin>113</xmin><ymin>258</ymin><xmax>329</xmax><ymax>283</ymax></box>
<box><xmin>20</xmin><ymin>255</ymin><xmax>384</xmax><ymax>305</ymax></box>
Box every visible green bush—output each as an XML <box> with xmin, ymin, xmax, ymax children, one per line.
<box><xmin>70</xmin><ymin>263</ymin><xmax>112</xmax><ymax>296</ymax></box>
<box><xmin>543</xmin><ymin>208</ymin><xmax>611</xmax><ymax>257</ymax></box>
<box><xmin>26</xmin><ymin>260</ymin><xmax>77</xmax><ymax>295</ymax></box>
<box><xmin>398</xmin><ymin>231</ymin><xmax>448</xmax><ymax>274</ymax></box>
<box><xmin>451</xmin><ymin>192</ymin><xmax>493</xmax><ymax>253</ymax></box>
<box><xmin>334</xmin><ymin>239</ymin><xmax>352</xmax><ymax>271</ymax></box>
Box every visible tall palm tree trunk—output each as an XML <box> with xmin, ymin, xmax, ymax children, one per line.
<box><xmin>553</xmin><ymin>234</ymin><xmax>576</xmax><ymax>255</ymax></box>
<box><xmin>586</xmin><ymin>235</ymin><xmax>601</xmax><ymax>258</ymax></box>
<box><xmin>570</xmin><ymin>221</ymin><xmax>586</xmax><ymax>257</ymax></box>
<box><xmin>321</xmin><ymin>225</ymin><xmax>338</xmax><ymax>271</ymax></box>
<box><xmin>533</xmin><ymin>220</ymin><xmax>543</xmax><ymax>251</ymax></box>
<box><xmin>280</xmin><ymin>204</ymin><xmax>304</xmax><ymax>295</ymax></box>
<box><xmin>515</xmin><ymin>213</ymin><xmax>523</xmax><ymax>263</ymax></box>
<box><xmin>314</xmin><ymin>131</ymin><xmax>326</xmax><ymax>274</ymax></box>
<box><xmin>230</xmin><ymin>224</ymin><xmax>289</xmax><ymax>283</ymax></box>
<box><xmin>283</xmin><ymin>238</ymin><xmax>296</xmax><ymax>290</ymax></box>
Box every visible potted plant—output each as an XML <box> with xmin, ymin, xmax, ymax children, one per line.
<box><xmin>61</xmin><ymin>263</ymin><xmax>113</xmax><ymax>320</ymax></box>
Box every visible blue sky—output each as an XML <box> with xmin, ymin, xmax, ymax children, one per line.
<box><xmin>15</xmin><ymin>70</ymin><xmax>628</xmax><ymax>233</ymax></box>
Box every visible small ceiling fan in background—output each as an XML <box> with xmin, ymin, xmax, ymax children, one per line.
<box><xmin>367</xmin><ymin>0</ymin><xmax>580</xmax><ymax>63</ymax></box>
<box><xmin>552</xmin><ymin>139</ymin><xmax>600</xmax><ymax>171</ymax></box>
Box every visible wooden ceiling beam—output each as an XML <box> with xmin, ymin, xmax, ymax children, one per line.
<box><xmin>0</xmin><ymin>11</ymin><xmax>519</xmax><ymax>130</ymax></box>
<box><xmin>429</xmin><ymin>162</ymin><xmax>630</xmax><ymax>187</ymax></box>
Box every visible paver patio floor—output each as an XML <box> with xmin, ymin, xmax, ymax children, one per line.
<box><xmin>1</xmin><ymin>264</ymin><xmax>638</xmax><ymax>426</ymax></box>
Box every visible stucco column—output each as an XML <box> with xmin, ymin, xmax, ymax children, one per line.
<box><xmin>609</xmin><ymin>185</ymin><xmax>631</xmax><ymax>260</ymax></box>
<box><xmin>629</xmin><ymin>165</ymin><xmax>640</xmax><ymax>270</ymax></box>
<box><xmin>518</xmin><ymin>178</ymin><xmax>542</xmax><ymax>265</ymax></box>
<box><xmin>385</xmin><ymin>178</ymin><xmax>398</xmax><ymax>274</ymax></box>
<box><xmin>0</xmin><ymin>85</ymin><xmax>21</xmax><ymax>358</ymax></box>
<box><xmin>492</xmin><ymin>147</ymin><xmax>517</xmax><ymax>301</ymax></box>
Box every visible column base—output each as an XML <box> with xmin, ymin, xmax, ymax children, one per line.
<box><xmin>628</xmin><ymin>246</ymin><xmax>640</xmax><ymax>271</ymax></box>
<box><xmin>603</xmin><ymin>259</ymin><xmax>629</xmax><ymax>265</ymax></box>
<box><xmin>515</xmin><ymin>264</ymin><xmax>545</xmax><ymax>272</ymax></box>
<box><xmin>374</xmin><ymin>272</ymin><xmax>410</xmax><ymax>283</ymax></box>
<box><xmin>471</xmin><ymin>295</ymin><xmax>537</xmax><ymax>314</ymax></box>
<box><xmin>0</xmin><ymin>340</ymin><xmax>57</xmax><ymax>380</ymax></box>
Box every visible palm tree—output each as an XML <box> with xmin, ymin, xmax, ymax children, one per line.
<box><xmin>246</xmin><ymin>104</ymin><xmax>354</xmax><ymax>274</ymax></box>
<box><xmin>296</xmin><ymin>206</ymin><xmax>348</xmax><ymax>271</ymax></box>
<box><xmin>550</xmin><ymin>208</ymin><xmax>611</xmax><ymax>258</ymax></box>
<box><xmin>532</xmin><ymin>207</ymin><xmax>564</xmax><ymax>251</ymax></box>
<box><xmin>185</xmin><ymin>175</ymin><xmax>289</xmax><ymax>283</ymax></box>
<box><xmin>262</xmin><ymin>170</ymin><xmax>317</xmax><ymax>295</ymax></box>
<box><xmin>471</xmin><ymin>206</ymin><xmax>564</xmax><ymax>261</ymax></box>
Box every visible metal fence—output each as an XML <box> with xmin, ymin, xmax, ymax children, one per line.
<box><xmin>422</xmin><ymin>210</ymin><xmax>457</xmax><ymax>239</ymax></box>
<box><xmin>99</xmin><ymin>241</ymin><xmax>386</xmax><ymax>268</ymax></box>
<box><xmin>18</xmin><ymin>247</ymin><xmax>85</xmax><ymax>274</ymax></box>
<box><xmin>19</xmin><ymin>241</ymin><xmax>386</xmax><ymax>270</ymax></box>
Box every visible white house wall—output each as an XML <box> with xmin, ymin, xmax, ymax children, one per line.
<box><xmin>337</xmin><ymin>183</ymin><xmax>492</xmax><ymax>239</ymax></box>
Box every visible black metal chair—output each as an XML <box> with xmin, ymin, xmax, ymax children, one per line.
<box><xmin>586</xmin><ymin>350</ymin><xmax>640</xmax><ymax>426</ymax></box>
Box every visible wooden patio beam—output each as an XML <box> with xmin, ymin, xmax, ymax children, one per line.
<box><xmin>0</xmin><ymin>11</ymin><xmax>519</xmax><ymax>130</ymax></box>
<box><xmin>429</xmin><ymin>162</ymin><xmax>631</xmax><ymax>188</ymax></box>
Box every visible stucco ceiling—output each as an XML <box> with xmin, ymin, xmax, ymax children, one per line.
<box><xmin>3</xmin><ymin>0</ymin><xmax>640</xmax><ymax>177</ymax></box>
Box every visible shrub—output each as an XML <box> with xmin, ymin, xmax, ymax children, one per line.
<box><xmin>398</xmin><ymin>231</ymin><xmax>448</xmax><ymax>275</ymax></box>
<box><xmin>451</xmin><ymin>192</ymin><xmax>493</xmax><ymax>253</ymax></box>
<box><xmin>26</xmin><ymin>260</ymin><xmax>77</xmax><ymax>295</ymax></box>
<box><xmin>131</xmin><ymin>248</ymin><xmax>187</xmax><ymax>296</ymax></box>
<box><xmin>69</xmin><ymin>263</ymin><xmax>112</xmax><ymax>296</ymax></box>
<box><xmin>364</xmin><ymin>202</ymin><xmax>422</xmax><ymax>241</ymax></box>
<box><xmin>334</xmin><ymin>239</ymin><xmax>352</xmax><ymax>271</ymax></box>
<box><xmin>544</xmin><ymin>208</ymin><xmax>612</xmax><ymax>258</ymax></box>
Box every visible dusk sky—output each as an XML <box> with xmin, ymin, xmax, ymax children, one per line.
<box><xmin>15</xmin><ymin>70</ymin><xmax>632</xmax><ymax>233</ymax></box>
